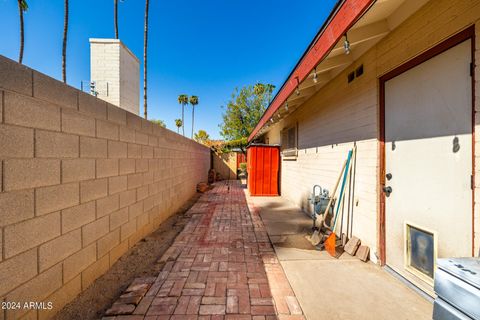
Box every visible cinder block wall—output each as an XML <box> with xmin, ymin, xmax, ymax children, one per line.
<box><xmin>0</xmin><ymin>55</ymin><xmax>210</xmax><ymax>319</ymax></box>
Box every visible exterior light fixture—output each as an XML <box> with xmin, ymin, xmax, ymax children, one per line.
<box><xmin>270</xmin><ymin>118</ymin><xmax>274</xmax><ymax>123</ymax></box>
<box><xmin>285</xmin><ymin>101</ymin><xmax>289</xmax><ymax>111</ymax></box>
<box><xmin>295</xmin><ymin>77</ymin><xmax>300</xmax><ymax>96</ymax></box>
<box><xmin>313</xmin><ymin>68</ymin><xmax>318</xmax><ymax>83</ymax></box>
<box><xmin>344</xmin><ymin>34</ymin><xmax>351</xmax><ymax>55</ymax></box>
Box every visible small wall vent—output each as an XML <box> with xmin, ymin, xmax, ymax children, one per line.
<box><xmin>347</xmin><ymin>64</ymin><xmax>364</xmax><ymax>83</ymax></box>
<box><xmin>355</xmin><ymin>65</ymin><xmax>364</xmax><ymax>77</ymax></box>
<box><xmin>347</xmin><ymin>71</ymin><xmax>355</xmax><ymax>83</ymax></box>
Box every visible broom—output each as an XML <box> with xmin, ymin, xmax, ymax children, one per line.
<box><xmin>325</xmin><ymin>149</ymin><xmax>353</xmax><ymax>257</ymax></box>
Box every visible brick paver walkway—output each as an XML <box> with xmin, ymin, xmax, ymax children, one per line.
<box><xmin>104</xmin><ymin>181</ymin><xmax>304</xmax><ymax>320</ymax></box>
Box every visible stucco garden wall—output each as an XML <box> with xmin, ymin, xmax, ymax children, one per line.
<box><xmin>212</xmin><ymin>152</ymin><xmax>238</xmax><ymax>180</ymax></box>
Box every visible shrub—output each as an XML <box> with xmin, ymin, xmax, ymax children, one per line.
<box><xmin>239</xmin><ymin>162</ymin><xmax>247</xmax><ymax>172</ymax></box>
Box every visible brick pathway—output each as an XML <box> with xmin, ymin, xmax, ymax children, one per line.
<box><xmin>103</xmin><ymin>181</ymin><xmax>304</xmax><ymax>320</ymax></box>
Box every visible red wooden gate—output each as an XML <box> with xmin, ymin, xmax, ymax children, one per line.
<box><xmin>247</xmin><ymin>145</ymin><xmax>280</xmax><ymax>196</ymax></box>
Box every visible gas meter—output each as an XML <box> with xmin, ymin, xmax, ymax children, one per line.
<box><xmin>308</xmin><ymin>185</ymin><xmax>334</xmax><ymax>230</ymax></box>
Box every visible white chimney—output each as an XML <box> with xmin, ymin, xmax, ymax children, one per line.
<box><xmin>89</xmin><ymin>38</ymin><xmax>140</xmax><ymax>115</ymax></box>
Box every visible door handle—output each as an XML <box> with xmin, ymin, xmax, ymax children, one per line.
<box><xmin>383</xmin><ymin>186</ymin><xmax>392</xmax><ymax>197</ymax></box>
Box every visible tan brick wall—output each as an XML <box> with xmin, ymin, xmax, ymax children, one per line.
<box><xmin>264</xmin><ymin>0</ymin><xmax>480</xmax><ymax>261</ymax></box>
<box><xmin>0</xmin><ymin>55</ymin><xmax>210</xmax><ymax>319</ymax></box>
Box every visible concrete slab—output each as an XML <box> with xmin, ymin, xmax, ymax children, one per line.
<box><xmin>282</xmin><ymin>259</ymin><xmax>432</xmax><ymax>320</ymax></box>
<box><xmin>248</xmin><ymin>194</ymin><xmax>433</xmax><ymax>320</ymax></box>
<box><xmin>250</xmin><ymin>197</ymin><xmax>313</xmax><ymax>236</ymax></box>
<box><xmin>274</xmin><ymin>246</ymin><xmax>358</xmax><ymax>261</ymax></box>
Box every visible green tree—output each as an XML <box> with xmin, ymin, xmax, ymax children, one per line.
<box><xmin>211</xmin><ymin>137</ymin><xmax>248</xmax><ymax>154</ymax></box>
<box><xmin>143</xmin><ymin>0</ymin><xmax>149</xmax><ymax>119</ymax></box>
<box><xmin>177</xmin><ymin>94</ymin><xmax>188</xmax><ymax>136</ymax></box>
<box><xmin>62</xmin><ymin>0</ymin><xmax>69</xmax><ymax>83</ymax></box>
<box><xmin>254</xmin><ymin>83</ymin><xmax>266</xmax><ymax>95</ymax></box>
<box><xmin>194</xmin><ymin>130</ymin><xmax>210</xmax><ymax>145</ymax></box>
<box><xmin>17</xmin><ymin>0</ymin><xmax>28</xmax><ymax>64</ymax></box>
<box><xmin>189</xmin><ymin>95</ymin><xmax>199</xmax><ymax>139</ymax></box>
<box><xmin>175</xmin><ymin>119</ymin><xmax>183</xmax><ymax>134</ymax></box>
<box><xmin>220</xmin><ymin>83</ymin><xmax>275</xmax><ymax>142</ymax></box>
<box><xmin>150</xmin><ymin>119</ymin><xmax>166</xmax><ymax>128</ymax></box>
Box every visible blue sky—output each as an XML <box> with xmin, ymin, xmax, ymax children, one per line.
<box><xmin>0</xmin><ymin>0</ymin><xmax>337</xmax><ymax>139</ymax></box>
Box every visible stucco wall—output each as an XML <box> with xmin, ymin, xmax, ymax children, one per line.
<box><xmin>90</xmin><ymin>39</ymin><xmax>140</xmax><ymax>116</ymax></box>
<box><xmin>0</xmin><ymin>55</ymin><xmax>210</xmax><ymax>319</ymax></box>
<box><xmin>119</xmin><ymin>41</ymin><xmax>140</xmax><ymax>116</ymax></box>
<box><xmin>264</xmin><ymin>0</ymin><xmax>480</xmax><ymax>261</ymax></box>
<box><xmin>213</xmin><ymin>152</ymin><xmax>238</xmax><ymax>180</ymax></box>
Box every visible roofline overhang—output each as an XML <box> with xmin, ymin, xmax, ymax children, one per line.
<box><xmin>248</xmin><ymin>0</ymin><xmax>376</xmax><ymax>142</ymax></box>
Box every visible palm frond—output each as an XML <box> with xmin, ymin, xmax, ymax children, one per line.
<box><xmin>19</xmin><ymin>0</ymin><xmax>28</xmax><ymax>11</ymax></box>
<box><xmin>189</xmin><ymin>95</ymin><xmax>199</xmax><ymax>106</ymax></box>
<box><xmin>177</xmin><ymin>94</ymin><xmax>188</xmax><ymax>105</ymax></box>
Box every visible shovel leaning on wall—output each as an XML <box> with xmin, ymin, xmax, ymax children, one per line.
<box><xmin>325</xmin><ymin>149</ymin><xmax>353</xmax><ymax>257</ymax></box>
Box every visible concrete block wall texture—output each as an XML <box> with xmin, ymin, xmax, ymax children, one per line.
<box><xmin>90</xmin><ymin>38</ymin><xmax>140</xmax><ymax>116</ymax></box>
<box><xmin>0</xmin><ymin>54</ymin><xmax>210</xmax><ymax>320</ymax></box>
<box><xmin>264</xmin><ymin>0</ymin><xmax>480</xmax><ymax>260</ymax></box>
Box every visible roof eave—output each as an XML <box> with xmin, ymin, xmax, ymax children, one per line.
<box><xmin>248</xmin><ymin>0</ymin><xmax>375</xmax><ymax>142</ymax></box>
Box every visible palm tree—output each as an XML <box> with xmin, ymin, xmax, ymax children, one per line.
<box><xmin>194</xmin><ymin>130</ymin><xmax>210</xmax><ymax>145</ymax></box>
<box><xmin>150</xmin><ymin>119</ymin><xmax>166</xmax><ymax>128</ymax></box>
<box><xmin>254</xmin><ymin>83</ymin><xmax>265</xmax><ymax>95</ymax></box>
<box><xmin>189</xmin><ymin>95</ymin><xmax>199</xmax><ymax>138</ymax></box>
<box><xmin>62</xmin><ymin>0</ymin><xmax>69</xmax><ymax>83</ymax></box>
<box><xmin>17</xmin><ymin>0</ymin><xmax>28</xmax><ymax>64</ymax></box>
<box><xmin>143</xmin><ymin>0</ymin><xmax>149</xmax><ymax>119</ymax></box>
<box><xmin>177</xmin><ymin>94</ymin><xmax>188</xmax><ymax>136</ymax></box>
<box><xmin>114</xmin><ymin>0</ymin><xmax>119</xmax><ymax>39</ymax></box>
<box><xmin>175</xmin><ymin>119</ymin><xmax>182</xmax><ymax>134</ymax></box>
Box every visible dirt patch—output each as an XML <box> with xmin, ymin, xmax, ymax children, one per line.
<box><xmin>54</xmin><ymin>193</ymin><xmax>201</xmax><ymax>320</ymax></box>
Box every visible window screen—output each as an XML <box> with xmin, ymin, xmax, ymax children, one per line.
<box><xmin>281</xmin><ymin>125</ymin><xmax>297</xmax><ymax>157</ymax></box>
